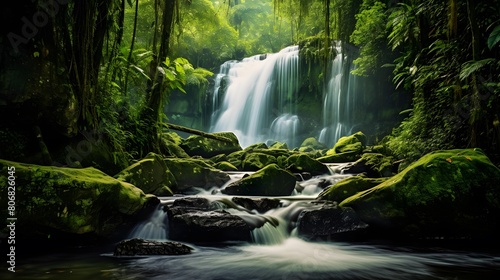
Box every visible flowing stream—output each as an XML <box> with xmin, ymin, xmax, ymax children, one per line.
<box><xmin>8</xmin><ymin>167</ymin><xmax>500</xmax><ymax>279</ymax></box>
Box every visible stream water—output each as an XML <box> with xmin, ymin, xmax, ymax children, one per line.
<box><xmin>6</xmin><ymin>167</ymin><xmax>500</xmax><ymax>279</ymax></box>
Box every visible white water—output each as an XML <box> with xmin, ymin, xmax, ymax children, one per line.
<box><xmin>210</xmin><ymin>46</ymin><xmax>300</xmax><ymax>148</ymax></box>
<box><xmin>128</xmin><ymin>205</ymin><xmax>169</xmax><ymax>240</ymax></box>
<box><xmin>318</xmin><ymin>44</ymin><xmax>364</xmax><ymax>146</ymax></box>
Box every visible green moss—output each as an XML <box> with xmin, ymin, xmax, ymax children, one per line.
<box><xmin>317</xmin><ymin>152</ymin><xmax>359</xmax><ymax>163</ymax></box>
<box><xmin>115</xmin><ymin>153</ymin><xmax>176</xmax><ymax>195</ymax></box>
<box><xmin>299</xmin><ymin>137</ymin><xmax>327</xmax><ymax>152</ymax></box>
<box><xmin>242</xmin><ymin>152</ymin><xmax>277</xmax><ymax>171</ymax></box>
<box><xmin>269</xmin><ymin>141</ymin><xmax>288</xmax><ymax>149</ymax></box>
<box><xmin>326</xmin><ymin>131</ymin><xmax>366</xmax><ymax>155</ymax></box>
<box><xmin>181</xmin><ymin>132</ymin><xmax>242</xmax><ymax>158</ymax></box>
<box><xmin>357</xmin><ymin>153</ymin><xmax>394</xmax><ymax>177</ymax></box>
<box><xmin>0</xmin><ymin>159</ymin><xmax>151</xmax><ymax>237</ymax></box>
<box><xmin>286</xmin><ymin>153</ymin><xmax>330</xmax><ymax>175</ymax></box>
<box><xmin>215</xmin><ymin>161</ymin><xmax>239</xmax><ymax>171</ymax></box>
<box><xmin>164</xmin><ymin>158</ymin><xmax>230</xmax><ymax>192</ymax></box>
<box><xmin>221</xmin><ymin>164</ymin><xmax>297</xmax><ymax>196</ymax></box>
<box><xmin>341</xmin><ymin>149</ymin><xmax>500</xmax><ymax>238</ymax></box>
<box><xmin>317</xmin><ymin>175</ymin><xmax>387</xmax><ymax>202</ymax></box>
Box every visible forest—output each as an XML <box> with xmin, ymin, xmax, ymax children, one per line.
<box><xmin>1</xmin><ymin>0</ymin><xmax>499</xmax><ymax>168</ymax></box>
<box><xmin>1</xmin><ymin>0</ymin><xmax>500</xmax><ymax>279</ymax></box>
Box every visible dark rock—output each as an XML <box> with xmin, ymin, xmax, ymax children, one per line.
<box><xmin>167</xmin><ymin>209</ymin><xmax>251</xmax><ymax>242</ymax></box>
<box><xmin>297</xmin><ymin>202</ymin><xmax>368</xmax><ymax>239</ymax></box>
<box><xmin>114</xmin><ymin>238</ymin><xmax>193</xmax><ymax>256</ymax></box>
<box><xmin>232</xmin><ymin>197</ymin><xmax>281</xmax><ymax>213</ymax></box>
<box><xmin>172</xmin><ymin>197</ymin><xmax>211</xmax><ymax>210</ymax></box>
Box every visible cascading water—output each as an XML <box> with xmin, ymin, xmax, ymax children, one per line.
<box><xmin>210</xmin><ymin>46</ymin><xmax>300</xmax><ymax>147</ymax></box>
<box><xmin>318</xmin><ymin>43</ymin><xmax>364</xmax><ymax>146</ymax></box>
<box><xmin>128</xmin><ymin>205</ymin><xmax>169</xmax><ymax>240</ymax></box>
<box><xmin>210</xmin><ymin>43</ymin><xmax>367</xmax><ymax>149</ymax></box>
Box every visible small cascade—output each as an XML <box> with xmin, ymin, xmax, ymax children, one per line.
<box><xmin>210</xmin><ymin>46</ymin><xmax>300</xmax><ymax>147</ymax></box>
<box><xmin>128</xmin><ymin>205</ymin><xmax>169</xmax><ymax>240</ymax></box>
<box><xmin>251</xmin><ymin>217</ymin><xmax>289</xmax><ymax>245</ymax></box>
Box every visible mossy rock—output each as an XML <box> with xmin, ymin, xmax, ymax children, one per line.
<box><xmin>299</xmin><ymin>137</ymin><xmax>327</xmax><ymax>152</ymax></box>
<box><xmin>344</xmin><ymin>153</ymin><xmax>394</xmax><ymax>178</ymax></box>
<box><xmin>215</xmin><ymin>161</ymin><xmax>239</xmax><ymax>171</ymax></box>
<box><xmin>0</xmin><ymin>160</ymin><xmax>154</xmax><ymax>238</ymax></box>
<box><xmin>286</xmin><ymin>153</ymin><xmax>330</xmax><ymax>175</ymax></box>
<box><xmin>164</xmin><ymin>158</ymin><xmax>230</xmax><ymax>192</ymax></box>
<box><xmin>163</xmin><ymin>132</ymin><xmax>184</xmax><ymax>146</ymax></box>
<box><xmin>269</xmin><ymin>141</ymin><xmax>288</xmax><ymax>150</ymax></box>
<box><xmin>326</xmin><ymin>131</ymin><xmax>366</xmax><ymax>155</ymax></box>
<box><xmin>243</xmin><ymin>142</ymin><xmax>268</xmax><ymax>152</ymax></box>
<box><xmin>242</xmin><ymin>152</ymin><xmax>277</xmax><ymax>171</ymax></box>
<box><xmin>115</xmin><ymin>153</ymin><xmax>175</xmax><ymax>196</ymax></box>
<box><xmin>180</xmin><ymin>132</ymin><xmax>242</xmax><ymax>158</ymax></box>
<box><xmin>226</xmin><ymin>150</ymin><xmax>247</xmax><ymax>170</ymax></box>
<box><xmin>317</xmin><ymin>175</ymin><xmax>388</xmax><ymax>202</ymax></box>
<box><xmin>161</xmin><ymin>137</ymin><xmax>190</xmax><ymax>158</ymax></box>
<box><xmin>317</xmin><ymin>152</ymin><xmax>359</xmax><ymax>163</ymax></box>
<box><xmin>340</xmin><ymin>148</ymin><xmax>500</xmax><ymax>239</ymax></box>
<box><xmin>222</xmin><ymin>164</ymin><xmax>297</xmax><ymax>196</ymax></box>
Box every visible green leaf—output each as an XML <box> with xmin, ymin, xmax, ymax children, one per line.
<box><xmin>459</xmin><ymin>58</ymin><xmax>495</xmax><ymax>81</ymax></box>
<box><xmin>165</xmin><ymin>69</ymin><xmax>176</xmax><ymax>81</ymax></box>
<box><xmin>487</xmin><ymin>25</ymin><xmax>500</xmax><ymax>50</ymax></box>
<box><xmin>33</xmin><ymin>51</ymin><xmax>40</xmax><ymax>58</ymax></box>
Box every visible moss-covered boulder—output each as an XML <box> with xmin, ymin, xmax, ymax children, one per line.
<box><xmin>222</xmin><ymin>164</ymin><xmax>297</xmax><ymax>196</ymax></box>
<box><xmin>164</xmin><ymin>158</ymin><xmax>230</xmax><ymax>192</ymax></box>
<box><xmin>317</xmin><ymin>175</ymin><xmax>388</xmax><ymax>202</ymax></box>
<box><xmin>286</xmin><ymin>153</ymin><xmax>330</xmax><ymax>176</ymax></box>
<box><xmin>299</xmin><ymin>137</ymin><xmax>327</xmax><ymax>153</ymax></box>
<box><xmin>243</xmin><ymin>142</ymin><xmax>269</xmax><ymax>151</ymax></box>
<box><xmin>326</xmin><ymin>131</ymin><xmax>366</xmax><ymax>155</ymax></box>
<box><xmin>340</xmin><ymin>149</ymin><xmax>500</xmax><ymax>239</ymax></box>
<box><xmin>316</xmin><ymin>152</ymin><xmax>359</xmax><ymax>163</ymax></box>
<box><xmin>180</xmin><ymin>132</ymin><xmax>242</xmax><ymax>158</ymax></box>
<box><xmin>0</xmin><ymin>160</ymin><xmax>155</xmax><ymax>238</ymax></box>
<box><xmin>226</xmin><ymin>150</ymin><xmax>247</xmax><ymax>170</ymax></box>
<box><xmin>341</xmin><ymin>153</ymin><xmax>394</xmax><ymax>177</ymax></box>
<box><xmin>269</xmin><ymin>141</ymin><xmax>288</xmax><ymax>150</ymax></box>
<box><xmin>115</xmin><ymin>153</ymin><xmax>175</xmax><ymax>196</ymax></box>
<box><xmin>215</xmin><ymin>161</ymin><xmax>239</xmax><ymax>171</ymax></box>
<box><xmin>242</xmin><ymin>152</ymin><xmax>278</xmax><ymax>171</ymax></box>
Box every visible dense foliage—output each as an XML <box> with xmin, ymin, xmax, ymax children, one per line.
<box><xmin>1</xmin><ymin>0</ymin><xmax>499</xmax><ymax>169</ymax></box>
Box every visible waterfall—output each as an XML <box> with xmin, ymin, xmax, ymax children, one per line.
<box><xmin>210</xmin><ymin>43</ymin><xmax>365</xmax><ymax>148</ymax></box>
<box><xmin>128</xmin><ymin>205</ymin><xmax>169</xmax><ymax>240</ymax></box>
<box><xmin>318</xmin><ymin>43</ymin><xmax>364</xmax><ymax>146</ymax></box>
<box><xmin>210</xmin><ymin>46</ymin><xmax>300</xmax><ymax>148</ymax></box>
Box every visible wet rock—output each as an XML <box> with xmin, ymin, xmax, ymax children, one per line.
<box><xmin>167</xmin><ymin>209</ymin><xmax>251</xmax><ymax>242</ymax></box>
<box><xmin>114</xmin><ymin>238</ymin><xmax>193</xmax><ymax>256</ymax></box>
<box><xmin>172</xmin><ymin>197</ymin><xmax>211</xmax><ymax>210</ymax></box>
<box><xmin>242</xmin><ymin>152</ymin><xmax>277</xmax><ymax>171</ymax></box>
<box><xmin>297</xmin><ymin>202</ymin><xmax>368</xmax><ymax>239</ymax></box>
<box><xmin>222</xmin><ymin>164</ymin><xmax>297</xmax><ymax>196</ymax></box>
<box><xmin>299</xmin><ymin>137</ymin><xmax>327</xmax><ymax>152</ymax></box>
<box><xmin>232</xmin><ymin>197</ymin><xmax>281</xmax><ymax>213</ymax></box>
